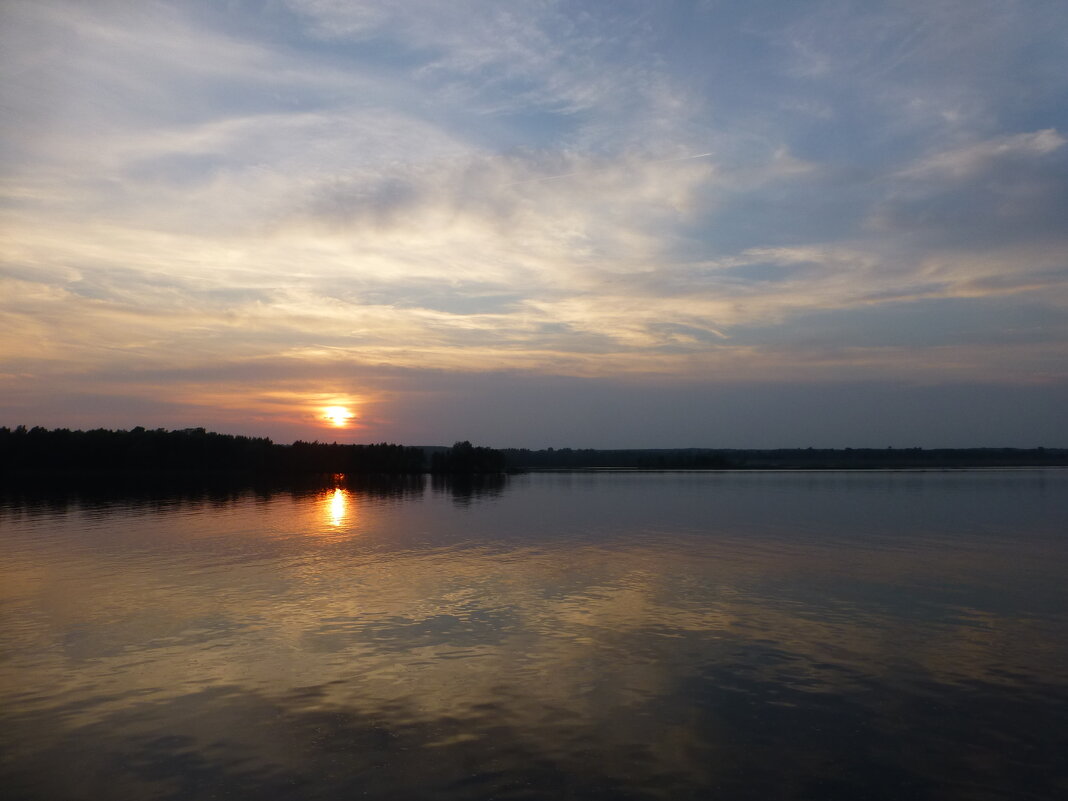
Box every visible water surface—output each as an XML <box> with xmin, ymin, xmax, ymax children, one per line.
<box><xmin>2</xmin><ymin>471</ymin><xmax>1066</xmax><ymax>799</ymax></box>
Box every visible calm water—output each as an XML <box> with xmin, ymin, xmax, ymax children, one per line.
<box><xmin>2</xmin><ymin>471</ymin><xmax>1066</xmax><ymax>800</ymax></box>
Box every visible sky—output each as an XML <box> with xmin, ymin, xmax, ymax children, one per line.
<box><xmin>2</xmin><ymin>0</ymin><xmax>1067</xmax><ymax>448</ymax></box>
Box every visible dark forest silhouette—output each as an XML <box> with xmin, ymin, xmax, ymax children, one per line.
<box><xmin>2</xmin><ymin>426</ymin><xmax>1066</xmax><ymax>482</ymax></box>
<box><xmin>429</xmin><ymin>441</ymin><xmax>506</xmax><ymax>474</ymax></box>
<box><xmin>0</xmin><ymin>426</ymin><xmax>491</xmax><ymax>477</ymax></box>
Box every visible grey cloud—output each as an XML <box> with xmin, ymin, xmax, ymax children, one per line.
<box><xmin>779</xmin><ymin>0</ymin><xmax>1068</xmax><ymax>133</ymax></box>
<box><xmin>357</xmin><ymin>287</ymin><xmax>527</xmax><ymax>316</ymax></box>
<box><xmin>871</xmin><ymin>131</ymin><xmax>1068</xmax><ymax>248</ymax></box>
<box><xmin>306</xmin><ymin>175</ymin><xmax>427</xmax><ymax>228</ymax></box>
<box><xmin>730</xmin><ymin>297</ymin><xmax>1068</xmax><ymax>350</ymax></box>
<box><xmin>963</xmin><ymin>268</ymin><xmax>1068</xmax><ymax>294</ymax></box>
<box><xmin>716</xmin><ymin>261</ymin><xmax>820</xmax><ymax>285</ymax></box>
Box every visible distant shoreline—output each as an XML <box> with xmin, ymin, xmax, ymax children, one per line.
<box><xmin>2</xmin><ymin>427</ymin><xmax>1067</xmax><ymax>479</ymax></box>
<box><xmin>518</xmin><ymin>464</ymin><xmax>1068</xmax><ymax>473</ymax></box>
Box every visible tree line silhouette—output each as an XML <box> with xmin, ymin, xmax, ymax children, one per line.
<box><xmin>0</xmin><ymin>427</ymin><xmax>502</xmax><ymax>477</ymax></box>
<box><xmin>3</xmin><ymin>426</ymin><xmax>1065</xmax><ymax>481</ymax></box>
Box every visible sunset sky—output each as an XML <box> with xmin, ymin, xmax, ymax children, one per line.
<box><xmin>2</xmin><ymin>0</ymin><xmax>1067</xmax><ymax>447</ymax></box>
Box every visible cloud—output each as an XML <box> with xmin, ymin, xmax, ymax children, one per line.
<box><xmin>900</xmin><ymin>129</ymin><xmax>1066</xmax><ymax>179</ymax></box>
<box><xmin>777</xmin><ymin>0</ymin><xmax>1068</xmax><ymax>136</ymax></box>
<box><xmin>284</xmin><ymin>0</ymin><xmax>687</xmax><ymax>116</ymax></box>
<box><xmin>2</xmin><ymin>0</ymin><xmax>1067</xmax><ymax>443</ymax></box>
<box><xmin>870</xmin><ymin>129</ymin><xmax>1068</xmax><ymax>254</ymax></box>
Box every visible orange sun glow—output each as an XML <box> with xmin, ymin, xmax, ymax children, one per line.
<box><xmin>322</xmin><ymin>405</ymin><xmax>355</xmax><ymax>427</ymax></box>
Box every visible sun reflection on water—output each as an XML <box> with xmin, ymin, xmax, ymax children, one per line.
<box><xmin>328</xmin><ymin>488</ymin><xmax>347</xmax><ymax>527</ymax></box>
<box><xmin>317</xmin><ymin>484</ymin><xmax>355</xmax><ymax>533</ymax></box>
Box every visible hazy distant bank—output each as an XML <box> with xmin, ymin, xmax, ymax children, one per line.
<box><xmin>503</xmin><ymin>446</ymin><xmax>1068</xmax><ymax>470</ymax></box>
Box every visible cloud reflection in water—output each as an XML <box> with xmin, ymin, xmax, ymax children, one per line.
<box><xmin>1</xmin><ymin>471</ymin><xmax>1066</xmax><ymax>799</ymax></box>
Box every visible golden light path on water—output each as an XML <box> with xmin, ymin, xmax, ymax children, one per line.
<box><xmin>309</xmin><ymin>482</ymin><xmax>357</xmax><ymax>535</ymax></box>
<box><xmin>326</xmin><ymin>487</ymin><xmax>349</xmax><ymax>528</ymax></box>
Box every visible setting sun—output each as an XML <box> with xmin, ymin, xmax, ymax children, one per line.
<box><xmin>322</xmin><ymin>406</ymin><xmax>355</xmax><ymax>427</ymax></box>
